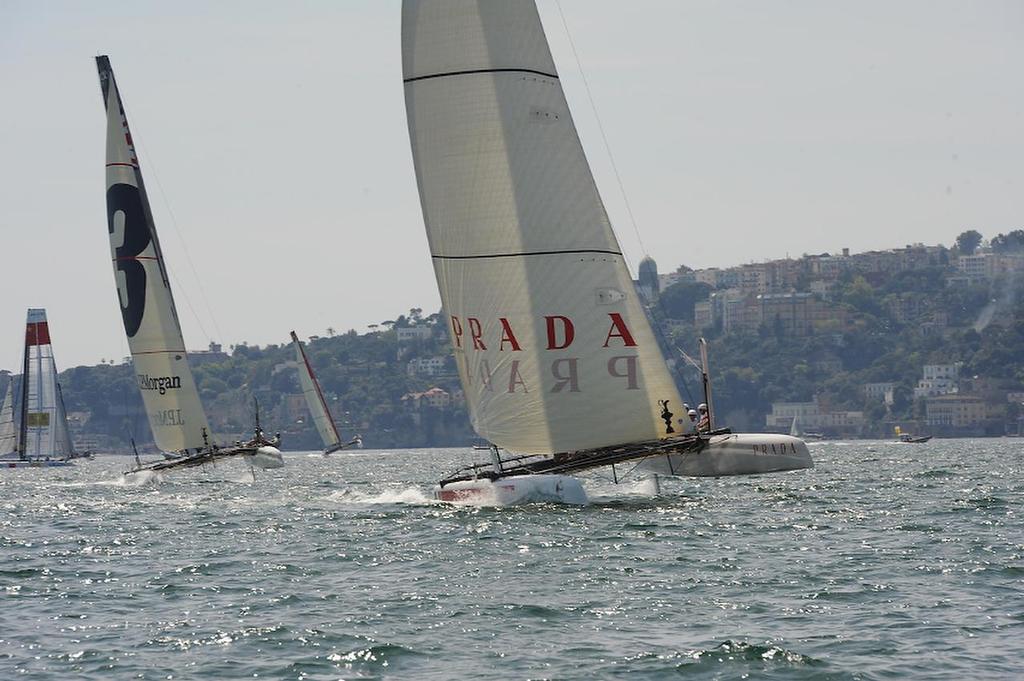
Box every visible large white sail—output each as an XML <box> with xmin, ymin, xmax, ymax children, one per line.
<box><xmin>0</xmin><ymin>380</ymin><xmax>15</xmax><ymax>457</ymax></box>
<box><xmin>403</xmin><ymin>0</ymin><xmax>685</xmax><ymax>454</ymax></box>
<box><xmin>98</xmin><ymin>56</ymin><xmax>211</xmax><ymax>454</ymax></box>
<box><xmin>20</xmin><ymin>309</ymin><xmax>61</xmax><ymax>459</ymax></box>
<box><xmin>291</xmin><ymin>331</ymin><xmax>342</xmax><ymax>449</ymax></box>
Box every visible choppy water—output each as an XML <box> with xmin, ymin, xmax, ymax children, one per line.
<box><xmin>1</xmin><ymin>439</ymin><xmax>1021</xmax><ymax>680</ymax></box>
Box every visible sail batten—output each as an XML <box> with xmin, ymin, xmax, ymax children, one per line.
<box><xmin>403</xmin><ymin>0</ymin><xmax>685</xmax><ymax>454</ymax></box>
<box><xmin>98</xmin><ymin>56</ymin><xmax>211</xmax><ymax>454</ymax></box>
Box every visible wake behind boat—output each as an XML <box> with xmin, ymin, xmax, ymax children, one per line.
<box><xmin>98</xmin><ymin>56</ymin><xmax>282</xmax><ymax>476</ymax></box>
<box><xmin>401</xmin><ymin>0</ymin><xmax>810</xmax><ymax>504</ymax></box>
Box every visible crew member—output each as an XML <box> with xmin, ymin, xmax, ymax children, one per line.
<box><xmin>697</xmin><ymin>403</ymin><xmax>710</xmax><ymax>433</ymax></box>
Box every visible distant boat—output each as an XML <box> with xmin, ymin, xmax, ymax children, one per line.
<box><xmin>790</xmin><ymin>415</ymin><xmax>825</xmax><ymax>441</ymax></box>
<box><xmin>894</xmin><ymin>426</ymin><xmax>931</xmax><ymax>443</ymax></box>
<box><xmin>290</xmin><ymin>331</ymin><xmax>361</xmax><ymax>455</ymax></box>
<box><xmin>97</xmin><ymin>56</ymin><xmax>283</xmax><ymax>475</ymax></box>
<box><xmin>1</xmin><ymin>310</ymin><xmax>81</xmax><ymax>468</ymax></box>
<box><xmin>401</xmin><ymin>0</ymin><xmax>811</xmax><ymax>504</ymax></box>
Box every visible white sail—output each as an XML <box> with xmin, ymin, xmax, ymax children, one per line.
<box><xmin>20</xmin><ymin>309</ymin><xmax>62</xmax><ymax>459</ymax></box>
<box><xmin>98</xmin><ymin>56</ymin><xmax>212</xmax><ymax>454</ymax></box>
<box><xmin>291</xmin><ymin>331</ymin><xmax>342</xmax><ymax>449</ymax></box>
<box><xmin>403</xmin><ymin>0</ymin><xmax>685</xmax><ymax>454</ymax></box>
<box><xmin>0</xmin><ymin>380</ymin><xmax>15</xmax><ymax>457</ymax></box>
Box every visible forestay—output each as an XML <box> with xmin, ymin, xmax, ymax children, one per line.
<box><xmin>291</xmin><ymin>332</ymin><xmax>342</xmax><ymax>449</ymax></box>
<box><xmin>403</xmin><ymin>0</ymin><xmax>685</xmax><ymax>454</ymax></box>
<box><xmin>98</xmin><ymin>56</ymin><xmax>211</xmax><ymax>454</ymax></box>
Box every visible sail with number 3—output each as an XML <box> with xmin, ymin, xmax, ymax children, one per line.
<box><xmin>98</xmin><ymin>55</ymin><xmax>211</xmax><ymax>456</ymax></box>
<box><xmin>97</xmin><ymin>56</ymin><xmax>283</xmax><ymax>473</ymax></box>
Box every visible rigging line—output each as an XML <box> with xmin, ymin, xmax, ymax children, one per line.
<box><xmin>554</xmin><ymin>0</ymin><xmax>648</xmax><ymax>268</ymax></box>
<box><xmin>124</xmin><ymin>103</ymin><xmax>224</xmax><ymax>345</ymax></box>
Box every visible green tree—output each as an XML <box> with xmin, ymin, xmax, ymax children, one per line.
<box><xmin>955</xmin><ymin>229</ymin><xmax>983</xmax><ymax>255</ymax></box>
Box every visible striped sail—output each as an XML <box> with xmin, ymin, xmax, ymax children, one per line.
<box><xmin>19</xmin><ymin>309</ymin><xmax>71</xmax><ymax>459</ymax></box>
<box><xmin>97</xmin><ymin>56</ymin><xmax>211</xmax><ymax>454</ymax></box>
<box><xmin>402</xmin><ymin>0</ymin><xmax>685</xmax><ymax>454</ymax></box>
<box><xmin>0</xmin><ymin>380</ymin><xmax>15</xmax><ymax>456</ymax></box>
<box><xmin>291</xmin><ymin>332</ymin><xmax>342</xmax><ymax>450</ymax></box>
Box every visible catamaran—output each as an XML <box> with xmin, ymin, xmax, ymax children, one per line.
<box><xmin>402</xmin><ymin>0</ymin><xmax>811</xmax><ymax>504</ymax></box>
<box><xmin>98</xmin><ymin>55</ymin><xmax>282</xmax><ymax>475</ymax></box>
<box><xmin>1</xmin><ymin>309</ymin><xmax>83</xmax><ymax>468</ymax></box>
<box><xmin>290</xmin><ymin>331</ymin><xmax>361</xmax><ymax>454</ymax></box>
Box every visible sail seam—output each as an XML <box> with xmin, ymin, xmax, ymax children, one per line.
<box><xmin>432</xmin><ymin>248</ymin><xmax>621</xmax><ymax>260</ymax></box>
<box><xmin>404</xmin><ymin>67</ymin><xmax>558</xmax><ymax>84</ymax></box>
<box><xmin>106</xmin><ymin>162</ymin><xmax>139</xmax><ymax>168</ymax></box>
<box><xmin>132</xmin><ymin>349</ymin><xmax>187</xmax><ymax>355</ymax></box>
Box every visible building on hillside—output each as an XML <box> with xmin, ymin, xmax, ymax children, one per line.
<box><xmin>914</xmin><ymin>363</ymin><xmax>961</xmax><ymax>399</ymax></box>
<box><xmin>957</xmin><ymin>252</ymin><xmax>1024</xmax><ymax>284</ymax></box>
<box><xmin>864</xmin><ymin>382</ymin><xmax>896</xmax><ymax>404</ymax></box>
<box><xmin>190</xmin><ymin>342</ymin><xmax>229</xmax><ymax>366</ymax></box>
<box><xmin>402</xmin><ymin>387</ymin><xmax>451</xmax><ymax>410</ymax></box>
<box><xmin>765</xmin><ymin>398</ymin><xmax>865</xmax><ymax>433</ymax></box>
<box><xmin>637</xmin><ymin>256</ymin><xmax>659</xmax><ymax>301</ymax></box>
<box><xmin>397</xmin><ymin>326</ymin><xmax>434</xmax><ymax>343</ymax></box>
<box><xmin>924</xmin><ymin>394</ymin><xmax>985</xmax><ymax>428</ymax></box>
<box><xmin>272</xmin><ymin>359</ymin><xmax>298</xmax><ymax>375</ymax></box>
<box><xmin>407</xmin><ymin>356</ymin><xmax>450</xmax><ymax>377</ymax></box>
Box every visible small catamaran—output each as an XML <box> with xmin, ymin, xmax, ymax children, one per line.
<box><xmin>402</xmin><ymin>0</ymin><xmax>812</xmax><ymax>503</ymax></box>
<box><xmin>98</xmin><ymin>55</ymin><xmax>283</xmax><ymax>475</ymax></box>
<box><xmin>1</xmin><ymin>309</ymin><xmax>83</xmax><ymax>467</ymax></box>
<box><xmin>290</xmin><ymin>331</ymin><xmax>361</xmax><ymax>455</ymax></box>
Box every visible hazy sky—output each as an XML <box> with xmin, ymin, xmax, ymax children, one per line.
<box><xmin>1</xmin><ymin>1</ymin><xmax>1021</xmax><ymax>371</ymax></box>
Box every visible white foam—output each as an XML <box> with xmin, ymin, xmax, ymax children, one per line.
<box><xmin>327</xmin><ymin>487</ymin><xmax>436</xmax><ymax>506</ymax></box>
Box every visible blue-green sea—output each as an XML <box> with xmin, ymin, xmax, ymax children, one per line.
<box><xmin>1</xmin><ymin>439</ymin><xmax>1021</xmax><ymax>680</ymax></box>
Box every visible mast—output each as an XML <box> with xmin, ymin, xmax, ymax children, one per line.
<box><xmin>402</xmin><ymin>0</ymin><xmax>685</xmax><ymax>455</ymax></box>
<box><xmin>97</xmin><ymin>55</ymin><xmax>212</xmax><ymax>455</ymax></box>
<box><xmin>291</xmin><ymin>331</ymin><xmax>342</xmax><ymax>448</ymax></box>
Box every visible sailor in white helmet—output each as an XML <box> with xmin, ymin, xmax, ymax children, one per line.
<box><xmin>697</xmin><ymin>403</ymin><xmax>710</xmax><ymax>433</ymax></box>
<box><xmin>684</xmin><ymin>409</ymin><xmax>699</xmax><ymax>434</ymax></box>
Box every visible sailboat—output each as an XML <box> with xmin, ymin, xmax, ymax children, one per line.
<box><xmin>97</xmin><ymin>55</ymin><xmax>283</xmax><ymax>474</ymax></box>
<box><xmin>789</xmin><ymin>414</ymin><xmax>824</xmax><ymax>440</ymax></box>
<box><xmin>402</xmin><ymin>0</ymin><xmax>811</xmax><ymax>503</ymax></box>
<box><xmin>290</xmin><ymin>331</ymin><xmax>361</xmax><ymax>454</ymax></box>
<box><xmin>1</xmin><ymin>309</ymin><xmax>80</xmax><ymax>467</ymax></box>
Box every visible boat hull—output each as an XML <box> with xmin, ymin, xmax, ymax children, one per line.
<box><xmin>2</xmin><ymin>459</ymin><xmax>73</xmax><ymax>468</ymax></box>
<box><xmin>435</xmin><ymin>474</ymin><xmax>588</xmax><ymax>506</ymax></box>
<box><xmin>640</xmin><ymin>433</ymin><xmax>813</xmax><ymax>477</ymax></box>
<box><xmin>252</xmin><ymin>446</ymin><xmax>284</xmax><ymax>469</ymax></box>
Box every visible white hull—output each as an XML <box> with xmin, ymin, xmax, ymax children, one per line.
<box><xmin>252</xmin><ymin>446</ymin><xmax>284</xmax><ymax>469</ymax></box>
<box><xmin>435</xmin><ymin>474</ymin><xmax>587</xmax><ymax>506</ymax></box>
<box><xmin>640</xmin><ymin>433</ymin><xmax>813</xmax><ymax>477</ymax></box>
<box><xmin>2</xmin><ymin>459</ymin><xmax>72</xmax><ymax>468</ymax></box>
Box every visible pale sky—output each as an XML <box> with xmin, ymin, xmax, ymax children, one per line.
<box><xmin>1</xmin><ymin>1</ymin><xmax>1021</xmax><ymax>371</ymax></box>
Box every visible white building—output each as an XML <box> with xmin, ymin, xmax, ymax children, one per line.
<box><xmin>397</xmin><ymin>326</ymin><xmax>434</xmax><ymax>343</ymax></box>
<box><xmin>407</xmin><ymin>356</ymin><xmax>449</xmax><ymax>377</ymax></box>
<box><xmin>914</xmin><ymin>363</ymin><xmax>961</xmax><ymax>399</ymax></box>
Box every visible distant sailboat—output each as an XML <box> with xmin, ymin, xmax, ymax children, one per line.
<box><xmin>290</xmin><ymin>331</ymin><xmax>361</xmax><ymax>455</ymax></box>
<box><xmin>402</xmin><ymin>0</ymin><xmax>811</xmax><ymax>503</ymax></box>
<box><xmin>1</xmin><ymin>309</ymin><xmax>79</xmax><ymax>467</ymax></box>
<box><xmin>97</xmin><ymin>55</ymin><xmax>283</xmax><ymax>474</ymax></box>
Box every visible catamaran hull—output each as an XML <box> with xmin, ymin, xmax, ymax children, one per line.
<box><xmin>641</xmin><ymin>433</ymin><xmax>813</xmax><ymax>477</ymax></box>
<box><xmin>2</xmin><ymin>459</ymin><xmax>73</xmax><ymax>468</ymax></box>
<box><xmin>252</xmin><ymin>446</ymin><xmax>284</xmax><ymax>469</ymax></box>
<box><xmin>435</xmin><ymin>474</ymin><xmax>588</xmax><ymax>506</ymax></box>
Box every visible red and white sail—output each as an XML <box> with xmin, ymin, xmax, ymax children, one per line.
<box><xmin>18</xmin><ymin>309</ymin><xmax>75</xmax><ymax>460</ymax></box>
<box><xmin>291</xmin><ymin>331</ymin><xmax>343</xmax><ymax>450</ymax></box>
<box><xmin>402</xmin><ymin>0</ymin><xmax>685</xmax><ymax>454</ymax></box>
<box><xmin>98</xmin><ymin>56</ymin><xmax>211</xmax><ymax>454</ymax></box>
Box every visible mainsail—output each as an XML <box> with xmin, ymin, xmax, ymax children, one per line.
<box><xmin>403</xmin><ymin>0</ymin><xmax>685</xmax><ymax>455</ymax></box>
<box><xmin>0</xmin><ymin>380</ymin><xmax>16</xmax><ymax>457</ymax></box>
<box><xmin>290</xmin><ymin>331</ymin><xmax>343</xmax><ymax>451</ymax></box>
<box><xmin>18</xmin><ymin>309</ymin><xmax>75</xmax><ymax>460</ymax></box>
<box><xmin>97</xmin><ymin>56</ymin><xmax>211</xmax><ymax>454</ymax></box>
